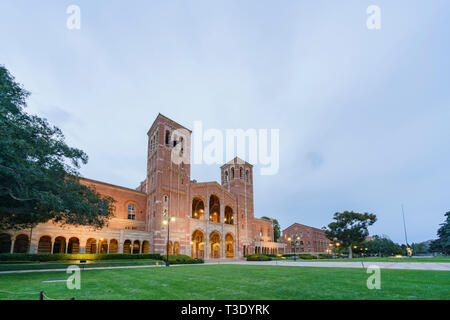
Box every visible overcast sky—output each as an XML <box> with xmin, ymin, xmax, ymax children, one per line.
<box><xmin>1</xmin><ymin>1</ymin><xmax>449</xmax><ymax>244</ymax></box>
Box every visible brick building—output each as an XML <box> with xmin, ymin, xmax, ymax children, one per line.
<box><xmin>0</xmin><ymin>114</ymin><xmax>284</xmax><ymax>259</ymax></box>
<box><xmin>280</xmin><ymin>223</ymin><xmax>332</xmax><ymax>254</ymax></box>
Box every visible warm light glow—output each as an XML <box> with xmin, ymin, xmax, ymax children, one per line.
<box><xmin>171</xmin><ymin>217</ymin><xmax>176</xmax><ymax>222</ymax></box>
<box><xmin>162</xmin><ymin>220</ymin><xmax>168</xmax><ymax>225</ymax></box>
<box><xmin>287</xmin><ymin>237</ymin><xmax>291</xmax><ymax>241</ymax></box>
<box><xmin>100</xmin><ymin>238</ymin><xmax>103</xmax><ymax>241</ymax></box>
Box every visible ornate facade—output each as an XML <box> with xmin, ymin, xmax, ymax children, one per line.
<box><xmin>0</xmin><ymin>114</ymin><xmax>283</xmax><ymax>259</ymax></box>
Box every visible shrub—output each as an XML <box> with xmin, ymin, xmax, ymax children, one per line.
<box><xmin>318</xmin><ymin>254</ymin><xmax>333</xmax><ymax>259</ymax></box>
<box><xmin>162</xmin><ymin>254</ymin><xmax>203</xmax><ymax>264</ymax></box>
<box><xmin>298</xmin><ymin>254</ymin><xmax>318</xmax><ymax>260</ymax></box>
<box><xmin>0</xmin><ymin>253</ymin><xmax>162</xmax><ymax>262</ymax></box>
<box><xmin>246</xmin><ymin>254</ymin><xmax>272</xmax><ymax>261</ymax></box>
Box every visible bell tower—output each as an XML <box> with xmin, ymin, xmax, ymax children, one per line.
<box><xmin>221</xmin><ymin>157</ymin><xmax>254</xmax><ymax>255</ymax></box>
<box><xmin>146</xmin><ymin>114</ymin><xmax>191</xmax><ymax>254</ymax></box>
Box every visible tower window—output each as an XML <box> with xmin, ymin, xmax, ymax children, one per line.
<box><xmin>231</xmin><ymin>168</ymin><xmax>235</xmax><ymax>179</ymax></box>
<box><xmin>240</xmin><ymin>167</ymin><xmax>243</xmax><ymax>179</ymax></box>
<box><xmin>127</xmin><ymin>204</ymin><xmax>136</xmax><ymax>220</ymax></box>
<box><xmin>165</xmin><ymin>130</ymin><xmax>170</xmax><ymax>145</ymax></box>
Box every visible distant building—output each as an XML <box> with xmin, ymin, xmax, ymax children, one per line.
<box><xmin>280</xmin><ymin>223</ymin><xmax>332</xmax><ymax>254</ymax></box>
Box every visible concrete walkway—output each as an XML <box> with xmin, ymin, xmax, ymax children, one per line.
<box><xmin>0</xmin><ymin>260</ymin><xmax>449</xmax><ymax>274</ymax></box>
<box><xmin>212</xmin><ymin>260</ymin><xmax>450</xmax><ymax>271</ymax></box>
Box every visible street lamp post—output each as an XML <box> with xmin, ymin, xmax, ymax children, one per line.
<box><xmin>163</xmin><ymin>216</ymin><xmax>176</xmax><ymax>267</ymax></box>
<box><xmin>288</xmin><ymin>236</ymin><xmax>301</xmax><ymax>261</ymax></box>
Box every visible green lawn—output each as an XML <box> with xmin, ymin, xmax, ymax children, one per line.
<box><xmin>0</xmin><ymin>265</ymin><xmax>448</xmax><ymax>300</ymax></box>
<box><xmin>0</xmin><ymin>259</ymin><xmax>159</xmax><ymax>272</ymax></box>
<box><xmin>274</xmin><ymin>256</ymin><xmax>450</xmax><ymax>263</ymax></box>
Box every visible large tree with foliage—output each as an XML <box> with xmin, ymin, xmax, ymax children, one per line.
<box><xmin>429</xmin><ymin>211</ymin><xmax>450</xmax><ymax>254</ymax></box>
<box><xmin>365</xmin><ymin>235</ymin><xmax>403</xmax><ymax>257</ymax></box>
<box><xmin>261</xmin><ymin>216</ymin><xmax>280</xmax><ymax>242</ymax></box>
<box><xmin>0</xmin><ymin>65</ymin><xmax>115</xmax><ymax>231</ymax></box>
<box><xmin>323</xmin><ymin>211</ymin><xmax>377</xmax><ymax>258</ymax></box>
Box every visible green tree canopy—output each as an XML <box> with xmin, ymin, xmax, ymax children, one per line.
<box><xmin>261</xmin><ymin>216</ymin><xmax>281</xmax><ymax>242</ymax></box>
<box><xmin>429</xmin><ymin>211</ymin><xmax>450</xmax><ymax>254</ymax></box>
<box><xmin>365</xmin><ymin>235</ymin><xmax>403</xmax><ymax>256</ymax></box>
<box><xmin>0</xmin><ymin>65</ymin><xmax>115</xmax><ymax>230</ymax></box>
<box><xmin>323</xmin><ymin>211</ymin><xmax>377</xmax><ymax>258</ymax></box>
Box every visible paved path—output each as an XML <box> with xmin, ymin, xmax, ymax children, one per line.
<box><xmin>210</xmin><ymin>261</ymin><xmax>450</xmax><ymax>271</ymax></box>
<box><xmin>0</xmin><ymin>260</ymin><xmax>449</xmax><ymax>274</ymax></box>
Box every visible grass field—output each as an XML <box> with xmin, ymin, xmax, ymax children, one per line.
<box><xmin>0</xmin><ymin>264</ymin><xmax>448</xmax><ymax>300</ymax></box>
<box><xmin>0</xmin><ymin>259</ymin><xmax>159</xmax><ymax>272</ymax></box>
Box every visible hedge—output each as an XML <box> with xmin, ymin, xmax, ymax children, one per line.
<box><xmin>318</xmin><ymin>254</ymin><xmax>333</xmax><ymax>259</ymax></box>
<box><xmin>246</xmin><ymin>254</ymin><xmax>272</xmax><ymax>261</ymax></box>
<box><xmin>0</xmin><ymin>253</ymin><xmax>162</xmax><ymax>262</ymax></box>
<box><xmin>162</xmin><ymin>254</ymin><xmax>203</xmax><ymax>264</ymax></box>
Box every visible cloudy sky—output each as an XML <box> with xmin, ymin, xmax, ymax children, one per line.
<box><xmin>1</xmin><ymin>1</ymin><xmax>449</xmax><ymax>243</ymax></box>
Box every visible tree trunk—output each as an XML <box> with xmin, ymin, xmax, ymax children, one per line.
<box><xmin>349</xmin><ymin>245</ymin><xmax>353</xmax><ymax>258</ymax></box>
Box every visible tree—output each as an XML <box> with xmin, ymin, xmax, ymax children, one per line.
<box><xmin>0</xmin><ymin>65</ymin><xmax>115</xmax><ymax>231</ymax></box>
<box><xmin>365</xmin><ymin>235</ymin><xmax>403</xmax><ymax>257</ymax></box>
<box><xmin>323</xmin><ymin>211</ymin><xmax>377</xmax><ymax>258</ymax></box>
<box><xmin>429</xmin><ymin>212</ymin><xmax>450</xmax><ymax>255</ymax></box>
<box><xmin>261</xmin><ymin>216</ymin><xmax>281</xmax><ymax>242</ymax></box>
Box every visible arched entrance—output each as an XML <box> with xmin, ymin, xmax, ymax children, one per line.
<box><xmin>67</xmin><ymin>237</ymin><xmax>80</xmax><ymax>254</ymax></box>
<box><xmin>13</xmin><ymin>234</ymin><xmax>29</xmax><ymax>253</ymax></box>
<box><xmin>38</xmin><ymin>236</ymin><xmax>52</xmax><ymax>253</ymax></box>
<box><xmin>191</xmin><ymin>230</ymin><xmax>204</xmax><ymax>259</ymax></box>
<box><xmin>99</xmin><ymin>238</ymin><xmax>108</xmax><ymax>254</ymax></box>
<box><xmin>225</xmin><ymin>233</ymin><xmax>234</xmax><ymax>258</ymax></box>
<box><xmin>132</xmin><ymin>240</ymin><xmax>140</xmax><ymax>254</ymax></box>
<box><xmin>209</xmin><ymin>231</ymin><xmax>221</xmax><ymax>259</ymax></box>
<box><xmin>123</xmin><ymin>240</ymin><xmax>131</xmax><ymax>254</ymax></box>
<box><xmin>142</xmin><ymin>240</ymin><xmax>149</xmax><ymax>254</ymax></box>
<box><xmin>0</xmin><ymin>233</ymin><xmax>11</xmax><ymax>253</ymax></box>
<box><xmin>53</xmin><ymin>236</ymin><xmax>66</xmax><ymax>254</ymax></box>
<box><xmin>109</xmin><ymin>239</ymin><xmax>118</xmax><ymax>253</ymax></box>
<box><xmin>167</xmin><ymin>241</ymin><xmax>172</xmax><ymax>255</ymax></box>
<box><xmin>86</xmin><ymin>238</ymin><xmax>97</xmax><ymax>254</ymax></box>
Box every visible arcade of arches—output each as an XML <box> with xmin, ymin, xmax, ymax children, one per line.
<box><xmin>190</xmin><ymin>230</ymin><xmax>235</xmax><ymax>259</ymax></box>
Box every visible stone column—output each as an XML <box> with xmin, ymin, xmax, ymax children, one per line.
<box><xmin>50</xmin><ymin>240</ymin><xmax>54</xmax><ymax>254</ymax></box>
<box><xmin>10</xmin><ymin>239</ymin><xmax>15</xmax><ymax>253</ymax></box>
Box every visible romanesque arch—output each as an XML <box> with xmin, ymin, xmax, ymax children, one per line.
<box><xmin>123</xmin><ymin>240</ymin><xmax>132</xmax><ymax>254</ymax></box>
<box><xmin>0</xmin><ymin>233</ymin><xmax>11</xmax><ymax>253</ymax></box>
<box><xmin>86</xmin><ymin>238</ymin><xmax>97</xmax><ymax>254</ymax></box>
<box><xmin>13</xmin><ymin>234</ymin><xmax>29</xmax><ymax>253</ymax></box>
<box><xmin>192</xmin><ymin>197</ymin><xmax>205</xmax><ymax>219</ymax></box>
<box><xmin>38</xmin><ymin>236</ymin><xmax>52</xmax><ymax>254</ymax></box>
<box><xmin>68</xmin><ymin>237</ymin><xmax>80</xmax><ymax>254</ymax></box>
<box><xmin>191</xmin><ymin>230</ymin><xmax>204</xmax><ymax>259</ymax></box>
<box><xmin>109</xmin><ymin>239</ymin><xmax>118</xmax><ymax>253</ymax></box>
<box><xmin>133</xmin><ymin>240</ymin><xmax>140</xmax><ymax>254</ymax></box>
<box><xmin>99</xmin><ymin>238</ymin><xmax>108</xmax><ymax>254</ymax></box>
<box><xmin>53</xmin><ymin>236</ymin><xmax>66</xmax><ymax>254</ymax></box>
<box><xmin>225</xmin><ymin>206</ymin><xmax>234</xmax><ymax>224</ymax></box>
<box><xmin>225</xmin><ymin>233</ymin><xmax>234</xmax><ymax>258</ymax></box>
<box><xmin>142</xmin><ymin>240</ymin><xmax>149</xmax><ymax>254</ymax></box>
<box><xmin>209</xmin><ymin>195</ymin><xmax>220</xmax><ymax>223</ymax></box>
<box><xmin>209</xmin><ymin>231</ymin><xmax>221</xmax><ymax>259</ymax></box>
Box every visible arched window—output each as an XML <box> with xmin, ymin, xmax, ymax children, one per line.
<box><xmin>224</xmin><ymin>171</ymin><xmax>229</xmax><ymax>182</ymax></box>
<box><xmin>209</xmin><ymin>195</ymin><xmax>220</xmax><ymax>223</ymax></box>
<box><xmin>231</xmin><ymin>168</ymin><xmax>235</xmax><ymax>179</ymax></box>
<box><xmin>13</xmin><ymin>234</ymin><xmax>29</xmax><ymax>253</ymax></box>
<box><xmin>192</xmin><ymin>198</ymin><xmax>205</xmax><ymax>219</ymax></box>
<box><xmin>225</xmin><ymin>206</ymin><xmax>234</xmax><ymax>225</ymax></box>
<box><xmin>165</xmin><ymin>130</ymin><xmax>170</xmax><ymax>145</ymax></box>
<box><xmin>245</xmin><ymin>170</ymin><xmax>249</xmax><ymax>182</ymax></box>
<box><xmin>239</xmin><ymin>167</ymin><xmax>243</xmax><ymax>179</ymax></box>
<box><xmin>127</xmin><ymin>204</ymin><xmax>136</xmax><ymax>220</ymax></box>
